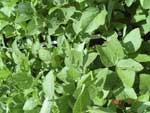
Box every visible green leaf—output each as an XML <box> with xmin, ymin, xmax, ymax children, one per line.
<box><xmin>73</xmin><ymin>85</ymin><xmax>90</xmax><ymax>113</ymax></box>
<box><xmin>74</xmin><ymin>7</ymin><xmax>107</xmax><ymax>34</ymax></box>
<box><xmin>40</xmin><ymin>98</ymin><xmax>52</xmax><ymax>113</ymax></box>
<box><xmin>67</xmin><ymin>67</ymin><xmax>81</xmax><ymax>81</ymax></box>
<box><xmin>12</xmin><ymin>40</ymin><xmax>26</xmax><ymax>64</ymax></box>
<box><xmin>85</xmin><ymin>7</ymin><xmax>107</xmax><ymax>34</ymax></box>
<box><xmin>116</xmin><ymin>68</ymin><xmax>135</xmax><ymax>87</ymax></box>
<box><xmin>138</xmin><ymin>92</ymin><xmax>149</xmax><ymax>102</ymax></box>
<box><xmin>133</xmin><ymin>14</ymin><xmax>146</xmax><ymax>23</ymax></box>
<box><xmin>97</xmin><ymin>37</ymin><xmax>124</xmax><ymax>67</ymax></box>
<box><xmin>134</xmin><ymin>54</ymin><xmax>150</xmax><ymax>62</ymax></box>
<box><xmin>84</xmin><ymin>52</ymin><xmax>98</xmax><ymax>68</ymax></box>
<box><xmin>43</xmin><ymin>71</ymin><xmax>55</xmax><ymax>99</ymax></box>
<box><xmin>123</xmin><ymin>28</ymin><xmax>142</xmax><ymax>53</ymax></box>
<box><xmin>0</xmin><ymin>20</ymin><xmax>8</xmax><ymax>30</ymax></box>
<box><xmin>0</xmin><ymin>66</ymin><xmax>10</xmax><ymax>79</ymax></box>
<box><xmin>73</xmin><ymin>7</ymin><xmax>99</xmax><ymax>34</ymax></box>
<box><xmin>13</xmin><ymin>72</ymin><xmax>33</xmax><ymax>89</ymax></box>
<box><xmin>140</xmin><ymin>74</ymin><xmax>150</xmax><ymax>93</ymax></box>
<box><xmin>140</xmin><ymin>0</ymin><xmax>150</xmax><ymax>9</ymax></box>
<box><xmin>39</xmin><ymin>48</ymin><xmax>51</xmax><ymax>63</ymax></box>
<box><xmin>23</xmin><ymin>97</ymin><xmax>39</xmax><ymax>110</ymax></box>
<box><xmin>116</xmin><ymin>87</ymin><xmax>137</xmax><ymax>100</ymax></box>
<box><xmin>26</xmin><ymin>19</ymin><xmax>41</xmax><ymax>35</ymax></box>
<box><xmin>65</xmin><ymin>50</ymin><xmax>83</xmax><ymax>67</ymax></box>
<box><xmin>137</xmin><ymin>102</ymin><xmax>150</xmax><ymax>113</ymax></box>
<box><xmin>0</xmin><ymin>0</ymin><xmax>18</xmax><ymax>17</ymax></box>
<box><xmin>88</xmin><ymin>107</ymin><xmax>116</xmax><ymax>113</ymax></box>
<box><xmin>117</xmin><ymin>58</ymin><xmax>143</xmax><ymax>72</ymax></box>
<box><xmin>61</xmin><ymin>7</ymin><xmax>76</xmax><ymax>23</ymax></box>
<box><xmin>125</xmin><ymin>0</ymin><xmax>135</xmax><ymax>7</ymax></box>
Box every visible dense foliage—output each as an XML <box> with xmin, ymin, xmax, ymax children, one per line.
<box><xmin>0</xmin><ymin>0</ymin><xmax>150</xmax><ymax>113</ymax></box>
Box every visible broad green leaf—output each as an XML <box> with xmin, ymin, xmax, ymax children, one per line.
<box><xmin>133</xmin><ymin>14</ymin><xmax>146</xmax><ymax>23</ymax></box>
<box><xmin>48</xmin><ymin>6</ymin><xmax>61</xmax><ymax>15</ymax></box>
<box><xmin>140</xmin><ymin>74</ymin><xmax>150</xmax><ymax>93</ymax></box>
<box><xmin>116</xmin><ymin>87</ymin><xmax>137</xmax><ymax>100</ymax></box>
<box><xmin>116</xmin><ymin>68</ymin><xmax>135</xmax><ymax>87</ymax></box>
<box><xmin>95</xmin><ymin>68</ymin><xmax>109</xmax><ymax>89</ymax></box>
<box><xmin>48</xmin><ymin>17</ymin><xmax>62</xmax><ymax>35</ymax></box>
<box><xmin>97</xmin><ymin>37</ymin><xmax>124</xmax><ymax>67</ymax></box>
<box><xmin>56</xmin><ymin>96</ymin><xmax>71</xmax><ymax>113</ymax></box>
<box><xmin>140</xmin><ymin>0</ymin><xmax>150</xmax><ymax>9</ymax></box>
<box><xmin>141</xmin><ymin>23</ymin><xmax>150</xmax><ymax>34</ymax></box>
<box><xmin>23</xmin><ymin>97</ymin><xmax>39</xmax><ymax>110</ymax></box>
<box><xmin>73</xmin><ymin>85</ymin><xmax>90</xmax><ymax>113</ymax></box>
<box><xmin>38</xmin><ymin>48</ymin><xmax>51</xmax><ymax>63</ymax></box>
<box><xmin>137</xmin><ymin>102</ymin><xmax>150</xmax><ymax>113</ymax></box>
<box><xmin>123</xmin><ymin>28</ymin><xmax>142</xmax><ymax>53</ymax></box>
<box><xmin>27</xmin><ymin>19</ymin><xmax>41</xmax><ymax>35</ymax></box>
<box><xmin>107</xmin><ymin>0</ymin><xmax>116</xmax><ymax>23</ymax></box>
<box><xmin>0</xmin><ymin>65</ymin><xmax>10</xmax><ymax>79</ymax></box>
<box><xmin>104</xmin><ymin>71</ymin><xmax>122</xmax><ymax>90</ymax></box>
<box><xmin>134</xmin><ymin>54</ymin><xmax>150</xmax><ymax>62</ymax></box>
<box><xmin>73</xmin><ymin>7</ymin><xmax>99</xmax><ymax>34</ymax></box>
<box><xmin>32</xmin><ymin>41</ymin><xmax>41</xmax><ymax>56</ymax></box>
<box><xmin>84</xmin><ymin>53</ymin><xmax>98</xmax><ymax>68</ymax></box>
<box><xmin>13</xmin><ymin>72</ymin><xmax>33</xmax><ymax>89</ymax></box>
<box><xmin>65</xmin><ymin>50</ymin><xmax>83</xmax><ymax>67</ymax></box>
<box><xmin>85</xmin><ymin>8</ymin><xmax>107</xmax><ymax>33</ymax></box>
<box><xmin>138</xmin><ymin>92</ymin><xmax>150</xmax><ymax>102</ymax></box>
<box><xmin>117</xmin><ymin>58</ymin><xmax>143</xmax><ymax>72</ymax></box>
<box><xmin>67</xmin><ymin>67</ymin><xmax>81</xmax><ymax>81</ymax></box>
<box><xmin>43</xmin><ymin>71</ymin><xmax>54</xmax><ymax>99</ymax></box>
<box><xmin>0</xmin><ymin>0</ymin><xmax>18</xmax><ymax>17</ymax></box>
<box><xmin>0</xmin><ymin>20</ymin><xmax>8</xmax><ymax>30</ymax></box>
<box><xmin>125</xmin><ymin>0</ymin><xmax>135</xmax><ymax>7</ymax></box>
<box><xmin>16</xmin><ymin>1</ymin><xmax>34</xmax><ymax>15</ymax></box>
<box><xmin>15</xmin><ymin>14</ymin><xmax>32</xmax><ymax>23</ymax></box>
<box><xmin>88</xmin><ymin>85</ymin><xmax>107</xmax><ymax>106</ymax></box>
<box><xmin>12</xmin><ymin>40</ymin><xmax>26</xmax><ymax>64</ymax></box>
<box><xmin>61</xmin><ymin>7</ymin><xmax>76</xmax><ymax>22</ymax></box>
<box><xmin>3</xmin><ymin>25</ymin><xmax>16</xmax><ymax>38</ymax></box>
<box><xmin>40</xmin><ymin>98</ymin><xmax>52</xmax><ymax>113</ymax></box>
<box><xmin>57</xmin><ymin>67</ymin><xmax>68</xmax><ymax>82</ymax></box>
<box><xmin>81</xmin><ymin>7</ymin><xmax>99</xmax><ymax>29</ymax></box>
